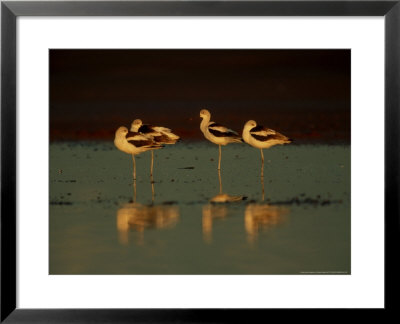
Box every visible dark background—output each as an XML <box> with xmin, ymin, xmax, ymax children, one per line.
<box><xmin>50</xmin><ymin>49</ymin><xmax>350</xmax><ymax>143</ymax></box>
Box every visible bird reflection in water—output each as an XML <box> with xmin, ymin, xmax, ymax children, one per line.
<box><xmin>202</xmin><ymin>204</ymin><xmax>228</xmax><ymax>244</ymax></box>
<box><xmin>244</xmin><ymin>171</ymin><xmax>289</xmax><ymax>243</ymax></box>
<box><xmin>244</xmin><ymin>203</ymin><xmax>288</xmax><ymax>243</ymax></box>
<box><xmin>202</xmin><ymin>169</ymin><xmax>245</xmax><ymax>243</ymax></box>
<box><xmin>117</xmin><ymin>203</ymin><xmax>179</xmax><ymax>245</ymax></box>
<box><xmin>116</xmin><ymin>181</ymin><xmax>179</xmax><ymax>245</ymax></box>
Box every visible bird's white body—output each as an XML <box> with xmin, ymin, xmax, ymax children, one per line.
<box><xmin>242</xmin><ymin>120</ymin><xmax>291</xmax><ymax>149</ymax></box>
<box><xmin>200</xmin><ymin>109</ymin><xmax>242</xmax><ymax>170</ymax></box>
<box><xmin>200</xmin><ymin>110</ymin><xmax>242</xmax><ymax>145</ymax></box>
<box><xmin>242</xmin><ymin>120</ymin><xmax>291</xmax><ymax>178</ymax></box>
<box><xmin>114</xmin><ymin>126</ymin><xmax>162</xmax><ymax>155</ymax></box>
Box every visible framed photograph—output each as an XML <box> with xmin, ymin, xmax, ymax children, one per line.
<box><xmin>1</xmin><ymin>0</ymin><xmax>398</xmax><ymax>321</ymax></box>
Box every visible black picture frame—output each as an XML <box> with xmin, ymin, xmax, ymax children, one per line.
<box><xmin>1</xmin><ymin>0</ymin><xmax>399</xmax><ymax>322</ymax></box>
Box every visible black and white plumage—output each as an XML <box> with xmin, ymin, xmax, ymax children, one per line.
<box><xmin>200</xmin><ymin>109</ymin><xmax>242</xmax><ymax>170</ymax></box>
<box><xmin>207</xmin><ymin>122</ymin><xmax>240</xmax><ymax>140</ymax></box>
<box><xmin>131</xmin><ymin>119</ymin><xmax>180</xmax><ymax>178</ymax></box>
<box><xmin>200</xmin><ymin>110</ymin><xmax>242</xmax><ymax>146</ymax></box>
<box><xmin>242</xmin><ymin>120</ymin><xmax>292</xmax><ymax>177</ymax></box>
<box><xmin>131</xmin><ymin>119</ymin><xmax>180</xmax><ymax>144</ymax></box>
<box><xmin>243</xmin><ymin>121</ymin><xmax>291</xmax><ymax>149</ymax></box>
<box><xmin>114</xmin><ymin>126</ymin><xmax>163</xmax><ymax>180</ymax></box>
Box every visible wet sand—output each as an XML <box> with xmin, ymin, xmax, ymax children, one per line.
<box><xmin>50</xmin><ymin>141</ymin><xmax>350</xmax><ymax>274</ymax></box>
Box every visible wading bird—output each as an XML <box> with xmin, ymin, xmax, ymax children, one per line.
<box><xmin>242</xmin><ymin>120</ymin><xmax>292</xmax><ymax>177</ymax></box>
<box><xmin>200</xmin><ymin>109</ymin><xmax>242</xmax><ymax>170</ymax></box>
<box><xmin>114</xmin><ymin>126</ymin><xmax>163</xmax><ymax>180</ymax></box>
<box><xmin>131</xmin><ymin>119</ymin><xmax>180</xmax><ymax>178</ymax></box>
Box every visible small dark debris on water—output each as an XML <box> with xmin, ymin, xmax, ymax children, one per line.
<box><xmin>178</xmin><ymin>166</ymin><xmax>195</xmax><ymax>170</ymax></box>
<box><xmin>271</xmin><ymin>196</ymin><xmax>342</xmax><ymax>206</ymax></box>
<box><xmin>50</xmin><ymin>201</ymin><xmax>72</xmax><ymax>206</ymax></box>
<box><xmin>210</xmin><ymin>158</ymin><xmax>214</xmax><ymax>161</ymax></box>
<box><xmin>67</xmin><ymin>193</ymin><xmax>71</xmax><ymax>196</ymax></box>
<box><xmin>162</xmin><ymin>201</ymin><xmax>178</xmax><ymax>205</ymax></box>
<box><xmin>171</xmin><ymin>179</ymin><xmax>175</xmax><ymax>182</ymax></box>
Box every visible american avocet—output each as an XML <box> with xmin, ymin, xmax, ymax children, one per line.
<box><xmin>131</xmin><ymin>119</ymin><xmax>180</xmax><ymax>178</ymax></box>
<box><xmin>242</xmin><ymin>120</ymin><xmax>292</xmax><ymax>177</ymax></box>
<box><xmin>200</xmin><ymin>109</ymin><xmax>242</xmax><ymax>170</ymax></box>
<box><xmin>114</xmin><ymin>126</ymin><xmax>163</xmax><ymax>181</ymax></box>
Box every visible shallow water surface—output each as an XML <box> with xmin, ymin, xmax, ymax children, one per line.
<box><xmin>50</xmin><ymin>142</ymin><xmax>350</xmax><ymax>274</ymax></box>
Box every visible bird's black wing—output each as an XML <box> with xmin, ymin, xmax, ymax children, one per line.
<box><xmin>138</xmin><ymin>124</ymin><xmax>160</xmax><ymax>136</ymax></box>
<box><xmin>126</xmin><ymin>132</ymin><xmax>155</xmax><ymax>147</ymax></box>
<box><xmin>208</xmin><ymin>122</ymin><xmax>238</xmax><ymax>137</ymax></box>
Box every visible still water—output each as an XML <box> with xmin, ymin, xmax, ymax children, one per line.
<box><xmin>50</xmin><ymin>142</ymin><xmax>350</xmax><ymax>274</ymax></box>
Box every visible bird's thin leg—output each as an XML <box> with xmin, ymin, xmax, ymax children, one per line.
<box><xmin>150</xmin><ymin>151</ymin><xmax>155</xmax><ymax>202</ymax></box>
<box><xmin>218</xmin><ymin>168</ymin><xmax>223</xmax><ymax>194</ymax></box>
<box><xmin>218</xmin><ymin>145</ymin><xmax>222</xmax><ymax>170</ymax></box>
<box><xmin>260</xmin><ymin>149</ymin><xmax>264</xmax><ymax>178</ymax></box>
<box><xmin>150</xmin><ymin>150</ymin><xmax>154</xmax><ymax>179</ymax></box>
<box><xmin>132</xmin><ymin>154</ymin><xmax>136</xmax><ymax>180</ymax></box>
<box><xmin>132</xmin><ymin>153</ymin><xmax>137</xmax><ymax>203</ymax></box>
